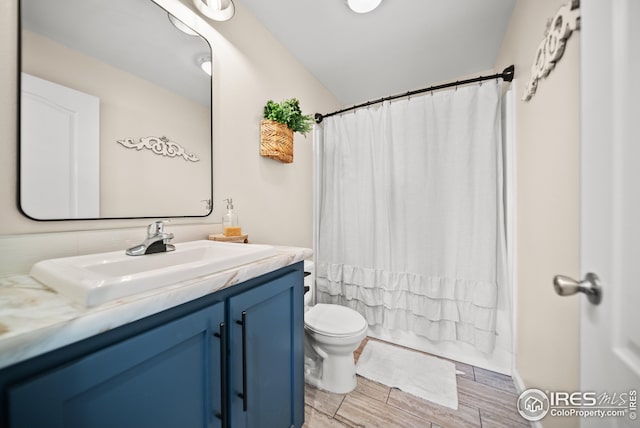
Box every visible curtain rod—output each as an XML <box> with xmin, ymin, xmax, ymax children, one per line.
<box><xmin>314</xmin><ymin>65</ymin><xmax>515</xmax><ymax>124</ymax></box>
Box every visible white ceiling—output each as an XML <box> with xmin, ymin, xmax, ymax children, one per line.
<box><xmin>238</xmin><ymin>0</ymin><xmax>516</xmax><ymax>106</ymax></box>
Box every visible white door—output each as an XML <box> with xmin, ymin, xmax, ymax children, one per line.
<box><xmin>578</xmin><ymin>0</ymin><xmax>640</xmax><ymax>426</ymax></box>
<box><xmin>21</xmin><ymin>73</ymin><xmax>100</xmax><ymax>219</ymax></box>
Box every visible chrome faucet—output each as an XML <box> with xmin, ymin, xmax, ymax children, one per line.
<box><xmin>126</xmin><ymin>220</ymin><xmax>176</xmax><ymax>256</ymax></box>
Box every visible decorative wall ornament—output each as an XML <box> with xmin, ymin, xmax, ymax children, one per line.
<box><xmin>522</xmin><ymin>0</ymin><xmax>580</xmax><ymax>101</ymax></box>
<box><xmin>116</xmin><ymin>136</ymin><xmax>200</xmax><ymax>162</ymax></box>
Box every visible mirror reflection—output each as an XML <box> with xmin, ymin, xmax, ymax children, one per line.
<box><xmin>20</xmin><ymin>0</ymin><xmax>213</xmax><ymax>220</ymax></box>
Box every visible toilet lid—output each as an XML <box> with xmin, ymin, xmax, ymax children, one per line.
<box><xmin>304</xmin><ymin>304</ymin><xmax>367</xmax><ymax>336</ymax></box>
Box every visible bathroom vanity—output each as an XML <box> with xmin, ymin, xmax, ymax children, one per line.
<box><xmin>0</xmin><ymin>246</ymin><xmax>310</xmax><ymax>428</ymax></box>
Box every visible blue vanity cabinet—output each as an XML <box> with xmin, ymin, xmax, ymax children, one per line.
<box><xmin>7</xmin><ymin>302</ymin><xmax>226</xmax><ymax>428</ymax></box>
<box><xmin>228</xmin><ymin>270</ymin><xmax>304</xmax><ymax>428</ymax></box>
<box><xmin>0</xmin><ymin>262</ymin><xmax>304</xmax><ymax>428</ymax></box>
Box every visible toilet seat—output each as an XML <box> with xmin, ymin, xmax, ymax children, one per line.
<box><xmin>304</xmin><ymin>304</ymin><xmax>367</xmax><ymax>337</ymax></box>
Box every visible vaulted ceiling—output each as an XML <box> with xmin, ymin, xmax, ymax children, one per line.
<box><xmin>239</xmin><ymin>0</ymin><xmax>516</xmax><ymax>106</ymax></box>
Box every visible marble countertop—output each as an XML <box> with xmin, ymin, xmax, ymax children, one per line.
<box><xmin>0</xmin><ymin>245</ymin><xmax>312</xmax><ymax>370</ymax></box>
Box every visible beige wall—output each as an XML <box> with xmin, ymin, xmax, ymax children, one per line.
<box><xmin>201</xmin><ymin>0</ymin><xmax>342</xmax><ymax>248</ymax></box>
<box><xmin>0</xmin><ymin>0</ymin><xmax>340</xmax><ymax>273</ymax></box>
<box><xmin>495</xmin><ymin>1</ymin><xmax>580</xmax><ymax>427</ymax></box>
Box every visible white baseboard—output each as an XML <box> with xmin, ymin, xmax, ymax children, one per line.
<box><xmin>511</xmin><ymin>367</ymin><xmax>526</xmax><ymax>393</ymax></box>
<box><xmin>511</xmin><ymin>367</ymin><xmax>544</xmax><ymax>428</ymax></box>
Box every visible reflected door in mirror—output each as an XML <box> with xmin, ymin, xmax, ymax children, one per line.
<box><xmin>21</xmin><ymin>73</ymin><xmax>100</xmax><ymax>219</ymax></box>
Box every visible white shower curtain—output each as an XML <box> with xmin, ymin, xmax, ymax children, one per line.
<box><xmin>316</xmin><ymin>82</ymin><xmax>506</xmax><ymax>353</ymax></box>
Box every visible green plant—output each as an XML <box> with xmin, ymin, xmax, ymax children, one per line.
<box><xmin>263</xmin><ymin>98</ymin><xmax>314</xmax><ymax>136</ymax></box>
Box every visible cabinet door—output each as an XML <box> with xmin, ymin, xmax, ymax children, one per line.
<box><xmin>229</xmin><ymin>270</ymin><xmax>304</xmax><ymax>428</ymax></box>
<box><xmin>8</xmin><ymin>302</ymin><xmax>225</xmax><ymax>428</ymax></box>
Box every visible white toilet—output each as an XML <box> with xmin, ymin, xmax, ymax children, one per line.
<box><xmin>303</xmin><ymin>262</ymin><xmax>368</xmax><ymax>394</ymax></box>
<box><xmin>304</xmin><ymin>304</ymin><xmax>368</xmax><ymax>393</ymax></box>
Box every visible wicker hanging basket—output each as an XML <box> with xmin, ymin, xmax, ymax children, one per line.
<box><xmin>260</xmin><ymin>119</ymin><xmax>294</xmax><ymax>163</ymax></box>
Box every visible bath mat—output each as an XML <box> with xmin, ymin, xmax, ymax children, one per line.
<box><xmin>356</xmin><ymin>341</ymin><xmax>458</xmax><ymax>410</ymax></box>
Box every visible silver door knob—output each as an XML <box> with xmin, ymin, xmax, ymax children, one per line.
<box><xmin>553</xmin><ymin>272</ymin><xmax>602</xmax><ymax>305</ymax></box>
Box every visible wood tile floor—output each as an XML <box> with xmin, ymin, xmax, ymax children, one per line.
<box><xmin>303</xmin><ymin>337</ymin><xmax>530</xmax><ymax>428</ymax></box>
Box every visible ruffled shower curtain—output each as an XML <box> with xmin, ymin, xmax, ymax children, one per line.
<box><xmin>315</xmin><ymin>82</ymin><xmax>505</xmax><ymax>353</ymax></box>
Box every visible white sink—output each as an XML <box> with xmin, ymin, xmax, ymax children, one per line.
<box><xmin>31</xmin><ymin>240</ymin><xmax>277</xmax><ymax>308</ymax></box>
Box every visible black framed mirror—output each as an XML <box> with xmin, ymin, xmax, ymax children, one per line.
<box><xmin>19</xmin><ymin>0</ymin><xmax>213</xmax><ymax>220</ymax></box>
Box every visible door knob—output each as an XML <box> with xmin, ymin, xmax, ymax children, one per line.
<box><xmin>553</xmin><ymin>272</ymin><xmax>602</xmax><ymax>305</ymax></box>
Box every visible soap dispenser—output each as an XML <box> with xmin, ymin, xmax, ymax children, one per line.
<box><xmin>222</xmin><ymin>198</ymin><xmax>241</xmax><ymax>237</ymax></box>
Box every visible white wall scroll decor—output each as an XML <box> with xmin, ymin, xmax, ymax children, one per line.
<box><xmin>522</xmin><ymin>0</ymin><xmax>580</xmax><ymax>101</ymax></box>
<box><xmin>116</xmin><ymin>136</ymin><xmax>200</xmax><ymax>162</ymax></box>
